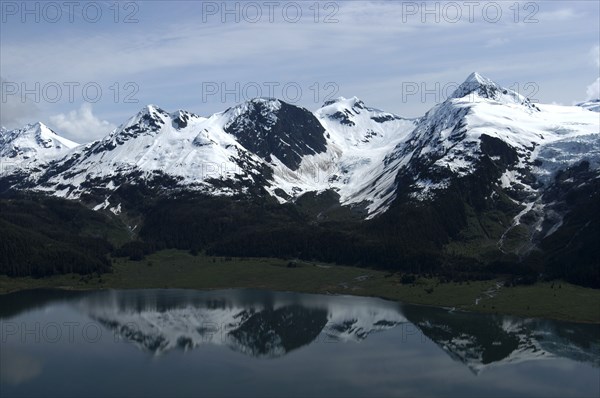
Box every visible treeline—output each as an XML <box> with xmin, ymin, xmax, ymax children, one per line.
<box><xmin>135</xmin><ymin>194</ymin><xmax>498</xmax><ymax>276</ymax></box>
<box><xmin>0</xmin><ymin>195</ymin><xmax>115</xmax><ymax>277</ymax></box>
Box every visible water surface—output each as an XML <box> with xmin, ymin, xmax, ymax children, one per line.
<box><xmin>1</xmin><ymin>289</ymin><xmax>598</xmax><ymax>397</ymax></box>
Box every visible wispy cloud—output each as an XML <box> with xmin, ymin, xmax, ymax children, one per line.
<box><xmin>584</xmin><ymin>46</ymin><xmax>600</xmax><ymax>100</ymax></box>
<box><xmin>0</xmin><ymin>1</ymin><xmax>598</xmax><ymax>129</ymax></box>
<box><xmin>586</xmin><ymin>78</ymin><xmax>600</xmax><ymax>100</ymax></box>
<box><xmin>49</xmin><ymin>103</ymin><xmax>115</xmax><ymax>142</ymax></box>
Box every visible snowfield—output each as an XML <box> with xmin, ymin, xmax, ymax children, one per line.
<box><xmin>1</xmin><ymin>73</ymin><xmax>599</xmax><ymax>220</ymax></box>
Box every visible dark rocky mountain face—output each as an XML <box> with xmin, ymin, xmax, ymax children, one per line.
<box><xmin>224</xmin><ymin>99</ymin><xmax>327</xmax><ymax>169</ymax></box>
<box><xmin>537</xmin><ymin>163</ymin><xmax>600</xmax><ymax>287</ymax></box>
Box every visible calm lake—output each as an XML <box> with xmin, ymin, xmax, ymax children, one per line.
<box><xmin>0</xmin><ymin>289</ymin><xmax>598</xmax><ymax>397</ymax></box>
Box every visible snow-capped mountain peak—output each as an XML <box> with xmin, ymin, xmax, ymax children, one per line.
<box><xmin>118</xmin><ymin>105</ymin><xmax>170</xmax><ymax>134</ymax></box>
<box><xmin>450</xmin><ymin>72</ymin><xmax>536</xmax><ymax>109</ymax></box>
<box><xmin>450</xmin><ymin>72</ymin><xmax>500</xmax><ymax>98</ymax></box>
<box><xmin>133</xmin><ymin>104</ymin><xmax>167</xmax><ymax>120</ymax></box>
<box><xmin>1</xmin><ymin>122</ymin><xmax>77</xmax><ymax>153</ymax></box>
<box><xmin>322</xmin><ymin>95</ymin><xmax>365</xmax><ymax>108</ymax></box>
<box><xmin>222</xmin><ymin>98</ymin><xmax>282</xmax><ymax>136</ymax></box>
<box><xmin>0</xmin><ymin>122</ymin><xmax>79</xmax><ymax>176</ymax></box>
<box><xmin>318</xmin><ymin>96</ymin><xmax>368</xmax><ymax>119</ymax></box>
<box><xmin>35</xmin><ymin>102</ymin><xmax>271</xmax><ymax>200</ymax></box>
<box><xmin>22</xmin><ymin>122</ymin><xmax>78</xmax><ymax>149</ymax></box>
<box><xmin>464</xmin><ymin>71</ymin><xmax>493</xmax><ymax>84</ymax></box>
<box><xmin>170</xmin><ymin>109</ymin><xmax>203</xmax><ymax>129</ymax></box>
<box><xmin>316</xmin><ymin>96</ymin><xmax>406</xmax><ymax>133</ymax></box>
<box><xmin>224</xmin><ymin>98</ymin><xmax>282</xmax><ymax>121</ymax></box>
<box><xmin>94</xmin><ymin>104</ymin><xmax>187</xmax><ymax>153</ymax></box>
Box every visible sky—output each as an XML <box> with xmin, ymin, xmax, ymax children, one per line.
<box><xmin>1</xmin><ymin>0</ymin><xmax>599</xmax><ymax>143</ymax></box>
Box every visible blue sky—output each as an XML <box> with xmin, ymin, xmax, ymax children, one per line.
<box><xmin>1</xmin><ymin>0</ymin><xmax>599</xmax><ymax>142</ymax></box>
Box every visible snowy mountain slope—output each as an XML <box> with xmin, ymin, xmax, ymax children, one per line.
<box><xmin>364</xmin><ymin>72</ymin><xmax>600</xmax><ymax>251</ymax></box>
<box><xmin>378</xmin><ymin>73</ymin><xmax>597</xmax><ymax>199</ymax></box>
<box><xmin>265</xmin><ymin>76</ymin><xmax>596</xmax><ymax>219</ymax></box>
<box><xmin>34</xmin><ymin>105</ymin><xmax>271</xmax><ymax>200</ymax></box>
<box><xmin>576</xmin><ymin>99</ymin><xmax>600</xmax><ymax>112</ymax></box>
<box><xmin>267</xmin><ymin>96</ymin><xmax>417</xmax><ymax>211</ymax></box>
<box><xmin>1</xmin><ymin>73</ymin><xmax>598</xmax><ymax>229</ymax></box>
<box><xmin>0</xmin><ymin>122</ymin><xmax>78</xmax><ymax>176</ymax></box>
<box><xmin>11</xmin><ymin>98</ymin><xmax>416</xmax><ymax>215</ymax></box>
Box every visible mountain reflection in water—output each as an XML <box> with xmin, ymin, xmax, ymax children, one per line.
<box><xmin>2</xmin><ymin>288</ymin><xmax>597</xmax><ymax>375</ymax></box>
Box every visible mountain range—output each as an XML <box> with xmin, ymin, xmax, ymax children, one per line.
<box><xmin>1</xmin><ymin>73</ymin><xmax>599</xmax><ymax>285</ymax></box>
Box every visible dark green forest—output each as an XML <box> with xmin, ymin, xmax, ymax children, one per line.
<box><xmin>0</xmin><ymin>183</ymin><xmax>598</xmax><ymax>287</ymax></box>
<box><xmin>0</xmin><ymin>195</ymin><xmax>117</xmax><ymax>276</ymax></box>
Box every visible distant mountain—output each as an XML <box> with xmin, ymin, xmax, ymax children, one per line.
<box><xmin>1</xmin><ymin>95</ymin><xmax>418</xmax><ymax>214</ymax></box>
<box><xmin>0</xmin><ymin>122</ymin><xmax>78</xmax><ymax>176</ymax></box>
<box><xmin>28</xmin><ymin>104</ymin><xmax>270</xmax><ymax>200</ymax></box>
<box><xmin>576</xmin><ymin>99</ymin><xmax>600</xmax><ymax>112</ymax></box>
<box><xmin>3</xmin><ymin>73</ymin><xmax>596</xmax><ymax>218</ymax></box>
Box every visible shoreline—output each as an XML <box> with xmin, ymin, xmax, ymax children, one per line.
<box><xmin>1</xmin><ymin>249</ymin><xmax>599</xmax><ymax>324</ymax></box>
<box><xmin>2</xmin><ymin>283</ymin><xmax>599</xmax><ymax>325</ymax></box>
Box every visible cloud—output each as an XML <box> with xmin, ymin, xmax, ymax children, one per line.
<box><xmin>584</xmin><ymin>46</ymin><xmax>600</xmax><ymax>100</ymax></box>
<box><xmin>0</xmin><ymin>350</ymin><xmax>43</xmax><ymax>385</ymax></box>
<box><xmin>586</xmin><ymin>77</ymin><xmax>600</xmax><ymax>100</ymax></box>
<box><xmin>49</xmin><ymin>103</ymin><xmax>115</xmax><ymax>141</ymax></box>
<box><xmin>1</xmin><ymin>2</ymin><xmax>599</xmax><ymax>118</ymax></box>
<box><xmin>0</xmin><ymin>77</ymin><xmax>40</xmax><ymax>128</ymax></box>
<box><xmin>0</xmin><ymin>2</ymin><xmax>490</xmax><ymax>84</ymax></box>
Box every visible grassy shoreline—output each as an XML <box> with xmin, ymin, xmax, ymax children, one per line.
<box><xmin>1</xmin><ymin>249</ymin><xmax>598</xmax><ymax>323</ymax></box>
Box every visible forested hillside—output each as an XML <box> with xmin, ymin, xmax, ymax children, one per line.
<box><xmin>2</xmin><ymin>182</ymin><xmax>595</xmax><ymax>287</ymax></box>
